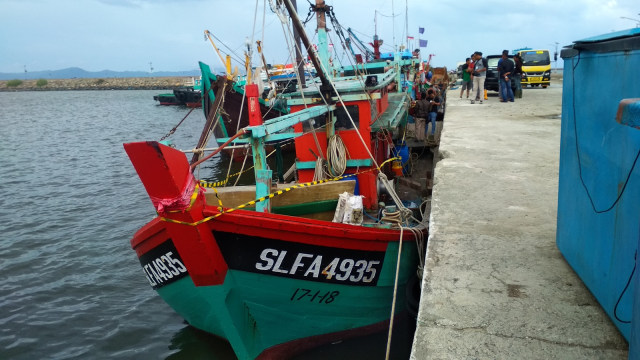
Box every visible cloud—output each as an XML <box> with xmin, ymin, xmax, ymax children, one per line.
<box><xmin>1</xmin><ymin>0</ymin><xmax>639</xmax><ymax>73</ymax></box>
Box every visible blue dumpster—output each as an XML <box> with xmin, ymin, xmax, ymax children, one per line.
<box><xmin>632</xmin><ymin>230</ymin><xmax>640</xmax><ymax>359</ymax></box>
<box><xmin>557</xmin><ymin>28</ymin><xmax>640</xmax><ymax>347</ymax></box>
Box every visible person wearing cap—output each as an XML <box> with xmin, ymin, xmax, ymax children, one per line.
<box><xmin>470</xmin><ymin>51</ymin><xmax>487</xmax><ymax>104</ymax></box>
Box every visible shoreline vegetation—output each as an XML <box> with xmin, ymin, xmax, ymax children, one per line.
<box><xmin>0</xmin><ymin>76</ymin><xmax>197</xmax><ymax>91</ymax></box>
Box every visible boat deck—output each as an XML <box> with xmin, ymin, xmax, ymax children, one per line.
<box><xmin>372</xmin><ymin>92</ymin><xmax>411</xmax><ymax>132</ymax></box>
<box><xmin>411</xmin><ymin>85</ymin><xmax>629</xmax><ymax>358</ymax></box>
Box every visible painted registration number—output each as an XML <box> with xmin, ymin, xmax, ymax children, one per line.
<box><xmin>138</xmin><ymin>239</ymin><xmax>189</xmax><ymax>289</ymax></box>
<box><xmin>215</xmin><ymin>231</ymin><xmax>386</xmax><ymax>286</ymax></box>
<box><xmin>529</xmin><ymin>77</ymin><xmax>542</xmax><ymax>82</ymax></box>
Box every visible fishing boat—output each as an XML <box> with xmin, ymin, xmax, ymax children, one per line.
<box><xmin>125</xmin><ymin>1</ymin><xmax>430</xmax><ymax>359</ymax></box>
<box><xmin>154</xmin><ymin>77</ymin><xmax>203</xmax><ymax>107</ymax></box>
<box><xmin>153</xmin><ymin>92</ymin><xmax>180</xmax><ymax>105</ymax></box>
<box><xmin>173</xmin><ymin>87</ymin><xmax>202</xmax><ymax>108</ymax></box>
<box><xmin>199</xmin><ymin>62</ymin><xmax>289</xmax><ymax>158</ymax></box>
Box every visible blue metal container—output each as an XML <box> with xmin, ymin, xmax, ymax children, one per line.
<box><xmin>632</xmin><ymin>229</ymin><xmax>640</xmax><ymax>359</ymax></box>
<box><xmin>557</xmin><ymin>28</ymin><xmax>640</xmax><ymax>343</ymax></box>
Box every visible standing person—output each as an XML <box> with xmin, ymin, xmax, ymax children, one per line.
<box><xmin>467</xmin><ymin>53</ymin><xmax>475</xmax><ymax>93</ymax></box>
<box><xmin>497</xmin><ymin>54</ymin><xmax>505</xmax><ymax>101</ymax></box>
<box><xmin>459</xmin><ymin>58</ymin><xmax>472</xmax><ymax>99</ymax></box>
<box><xmin>513</xmin><ymin>54</ymin><xmax>524</xmax><ymax>98</ymax></box>
<box><xmin>413</xmin><ymin>92</ymin><xmax>430</xmax><ymax>141</ymax></box>
<box><xmin>471</xmin><ymin>51</ymin><xmax>487</xmax><ymax>104</ymax></box>
<box><xmin>498</xmin><ymin>50</ymin><xmax>515</xmax><ymax>102</ymax></box>
<box><xmin>426</xmin><ymin>88</ymin><xmax>441</xmax><ymax>140</ymax></box>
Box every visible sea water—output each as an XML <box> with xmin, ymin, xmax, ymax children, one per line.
<box><xmin>0</xmin><ymin>90</ymin><xmax>413</xmax><ymax>359</ymax></box>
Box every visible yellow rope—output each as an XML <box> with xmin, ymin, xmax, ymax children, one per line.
<box><xmin>199</xmin><ymin>148</ymin><xmax>278</xmax><ymax>189</ymax></box>
<box><xmin>159</xmin><ymin>157</ymin><xmax>400</xmax><ymax>226</ymax></box>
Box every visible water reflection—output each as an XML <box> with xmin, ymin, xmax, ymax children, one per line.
<box><xmin>166</xmin><ymin>324</ymin><xmax>237</xmax><ymax>360</ymax></box>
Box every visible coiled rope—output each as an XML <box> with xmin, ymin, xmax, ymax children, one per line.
<box><xmin>326</xmin><ymin>134</ymin><xmax>347</xmax><ymax>177</ymax></box>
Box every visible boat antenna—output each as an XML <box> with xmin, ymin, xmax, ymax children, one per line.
<box><xmin>404</xmin><ymin>0</ymin><xmax>408</xmax><ymax>50</ymax></box>
<box><xmin>391</xmin><ymin>0</ymin><xmax>395</xmax><ymax>51</ymax></box>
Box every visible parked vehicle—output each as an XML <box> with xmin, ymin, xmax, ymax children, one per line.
<box><xmin>484</xmin><ymin>55</ymin><xmax>517</xmax><ymax>93</ymax></box>
<box><xmin>516</xmin><ymin>49</ymin><xmax>551</xmax><ymax>88</ymax></box>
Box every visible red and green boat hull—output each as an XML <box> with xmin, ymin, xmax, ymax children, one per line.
<box><xmin>125</xmin><ymin>141</ymin><xmax>421</xmax><ymax>359</ymax></box>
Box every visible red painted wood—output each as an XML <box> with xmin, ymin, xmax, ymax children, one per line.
<box><xmin>124</xmin><ymin>141</ymin><xmax>192</xmax><ymax>202</ymax></box>
<box><xmin>246</xmin><ymin>84</ymin><xmax>263</xmax><ymax>126</ymax></box>
<box><xmin>125</xmin><ymin>141</ymin><xmax>229</xmax><ymax>285</ymax></box>
<box><xmin>201</xmin><ymin>207</ymin><xmax>414</xmax><ymax>250</ymax></box>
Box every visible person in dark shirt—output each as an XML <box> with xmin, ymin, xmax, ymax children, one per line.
<box><xmin>513</xmin><ymin>54</ymin><xmax>524</xmax><ymax>98</ymax></box>
<box><xmin>413</xmin><ymin>92</ymin><xmax>430</xmax><ymax>141</ymax></box>
<box><xmin>498</xmin><ymin>50</ymin><xmax>515</xmax><ymax>102</ymax></box>
<box><xmin>426</xmin><ymin>88</ymin><xmax>441</xmax><ymax>139</ymax></box>
<box><xmin>460</xmin><ymin>58</ymin><xmax>472</xmax><ymax>99</ymax></box>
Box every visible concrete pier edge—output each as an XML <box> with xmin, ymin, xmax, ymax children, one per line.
<box><xmin>410</xmin><ymin>78</ymin><xmax>629</xmax><ymax>359</ymax></box>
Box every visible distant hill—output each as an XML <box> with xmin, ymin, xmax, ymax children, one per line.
<box><xmin>0</xmin><ymin>67</ymin><xmax>202</xmax><ymax>80</ymax></box>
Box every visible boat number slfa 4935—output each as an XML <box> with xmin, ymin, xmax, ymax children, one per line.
<box><xmin>138</xmin><ymin>239</ymin><xmax>189</xmax><ymax>289</ymax></box>
<box><xmin>214</xmin><ymin>230</ymin><xmax>386</xmax><ymax>286</ymax></box>
<box><xmin>256</xmin><ymin>249</ymin><xmax>381</xmax><ymax>284</ymax></box>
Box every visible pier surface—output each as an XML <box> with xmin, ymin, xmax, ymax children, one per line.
<box><xmin>411</xmin><ymin>82</ymin><xmax>629</xmax><ymax>359</ymax></box>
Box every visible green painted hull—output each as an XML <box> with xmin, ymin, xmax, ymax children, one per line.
<box><xmin>155</xmin><ymin>241</ymin><xmax>417</xmax><ymax>359</ymax></box>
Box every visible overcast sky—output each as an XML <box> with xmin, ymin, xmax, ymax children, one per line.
<box><xmin>1</xmin><ymin>0</ymin><xmax>639</xmax><ymax>74</ymax></box>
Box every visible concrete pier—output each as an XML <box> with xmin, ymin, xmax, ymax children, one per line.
<box><xmin>411</xmin><ymin>82</ymin><xmax>629</xmax><ymax>359</ymax></box>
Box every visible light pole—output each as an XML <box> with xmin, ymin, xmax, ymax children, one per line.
<box><xmin>620</xmin><ymin>16</ymin><xmax>640</xmax><ymax>27</ymax></box>
<box><xmin>548</xmin><ymin>42</ymin><xmax>560</xmax><ymax>70</ymax></box>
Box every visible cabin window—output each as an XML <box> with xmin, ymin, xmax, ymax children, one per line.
<box><xmin>334</xmin><ymin>105</ymin><xmax>360</xmax><ymax>130</ymax></box>
<box><xmin>302</xmin><ymin>113</ymin><xmax>325</xmax><ymax>132</ymax></box>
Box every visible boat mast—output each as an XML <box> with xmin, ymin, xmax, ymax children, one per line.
<box><xmin>314</xmin><ymin>0</ymin><xmax>332</xmax><ymax>79</ymax></box>
<box><xmin>281</xmin><ymin>0</ymin><xmax>330</xmax><ymax>91</ymax></box>
<box><xmin>372</xmin><ymin>12</ymin><xmax>382</xmax><ymax>59</ymax></box>
<box><xmin>291</xmin><ymin>0</ymin><xmax>306</xmax><ymax>88</ymax></box>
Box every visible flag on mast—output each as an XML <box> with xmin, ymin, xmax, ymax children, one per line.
<box><xmin>419</xmin><ymin>27</ymin><xmax>425</xmax><ymax>34</ymax></box>
<box><xmin>419</xmin><ymin>39</ymin><xmax>428</xmax><ymax>48</ymax></box>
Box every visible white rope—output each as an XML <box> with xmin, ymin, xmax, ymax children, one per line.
<box><xmin>224</xmin><ymin>80</ymin><xmax>247</xmax><ymax>182</ymax></box>
<box><xmin>326</xmin><ymin>134</ymin><xmax>347</xmax><ymax>176</ymax></box>
<box><xmin>380</xmin><ymin>205</ymin><xmax>427</xmax><ymax>360</ymax></box>
<box><xmin>313</xmin><ymin>157</ymin><xmax>324</xmax><ymax>182</ymax></box>
<box><xmin>381</xmin><ymin>207</ymin><xmax>404</xmax><ymax>360</ymax></box>
<box><xmin>313</xmin><ymin>56</ymin><xmax>382</xmax><ymax>170</ymax></box>
<box><xmin>233</xmin><ymin>150</ymin><xmax>250</xmax><ymax>187</ymax></box>
<box><xmin>271</xmin><ymin>0</ymin><xmax>325</xmax><ymax>164</ymax></box>
<box><xmin>249</xmin><ymin>0</ymin><xmax>259</xmax><ymax>63</ymax></box>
